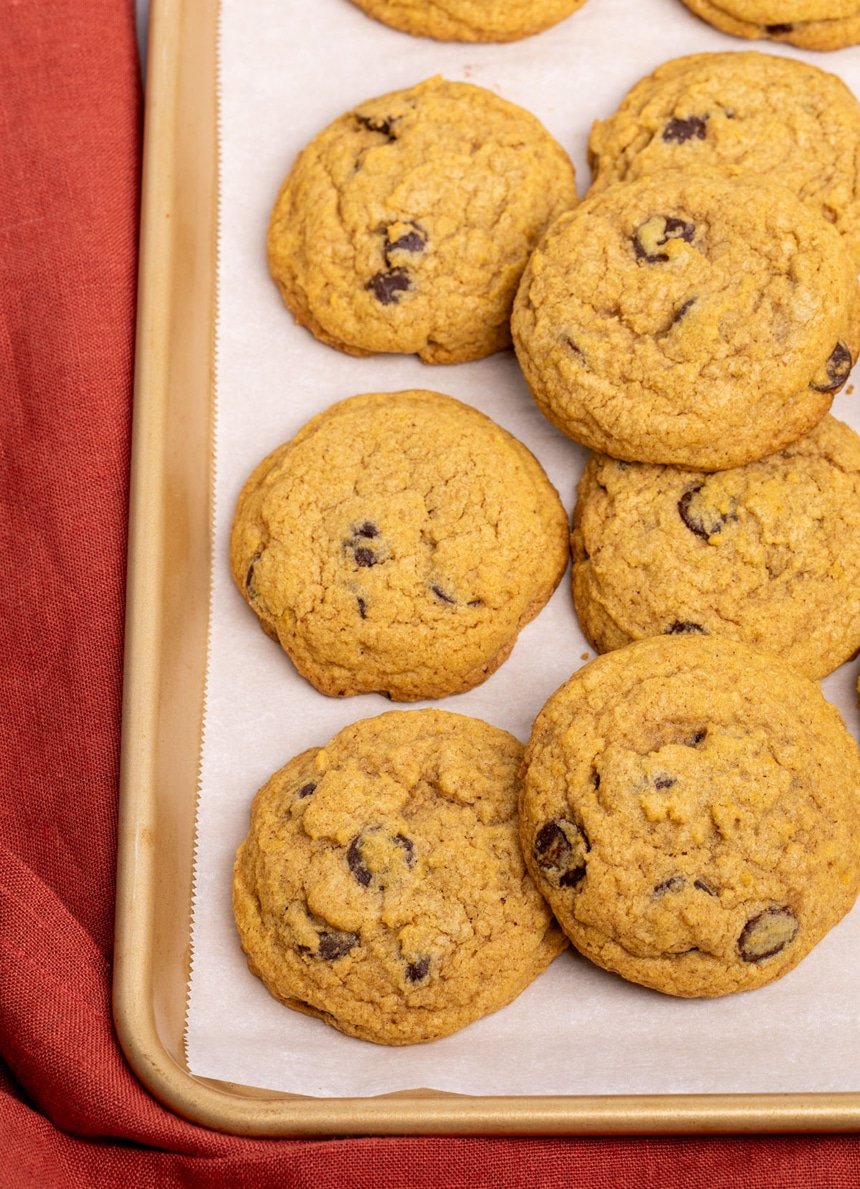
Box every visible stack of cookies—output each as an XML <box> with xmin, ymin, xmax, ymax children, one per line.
<box><xmin>230</xmin><ymin>26</ymin><xmax>860</xmax><ymax>1045</ymax></box>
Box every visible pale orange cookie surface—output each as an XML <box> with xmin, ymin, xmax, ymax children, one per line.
<box><xmin>231</xmin><ymin>390</ymin><xmax>569</xmax><ymax>700</ymax></box>
<box><xmin>520</xmin><ymin>636</ymin><xmax>860</xmax><ymax>997</ymax></box>
<box><xmin>268</xmin><ymin>77</ymin><xmax>576</xmax><ymax>363</ymax></box>
<box><xmin>348</xmin><ymin>0</ymin><xmax>588</xmax><ymax>41</ymax></box>
<box><xmin>234</xmin><ymin>710</ymin><xmax>567</xmax><ymax>1045</ymax></box>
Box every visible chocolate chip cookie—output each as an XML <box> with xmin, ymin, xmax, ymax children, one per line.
<box><xmin>571</xmin><ymin>415</ymin><xmax>860</xmax><ymax>679</ymax></box>
<box><xmin>521</xmin><ymin>635</ymin><xmax>860</xmax><ymax>997</ymax></box>
<box><xmin>233</xmin><ymin>710</ymin><xmax>567</xmax><ymax>1044</ymax></box>
<box><xmin>268</xmin><ymin>77</ymin><xmax>576</xmax><ymax>363</ymax></box>
<box><xmin>512</xmin><ymin>171</ymin><xmax>858</xmax><ymax>469</ymax></box>
<box><xmin>348</xmin><ymin>0</ymin><xmax>589</xmax><ymax>41</ymax></box>
<box><xmin>230</xmin><ymin>390</ymin><xmax>569</xmax><ymax>700</ymax></box>
<box><xmin>589</xmin><ymin>52</ymin><xmax>860</xmax><ymax>265</ymax></box>
<box><xmin>680</xmin><ymin>0</ymin><xmax>860</xmax><ymax>51</ymax></box>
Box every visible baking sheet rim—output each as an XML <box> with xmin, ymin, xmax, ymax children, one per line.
<box><xmin>112</xmin><ymin>0</ymin><xmax>860</xmax><ymax>1136</ymax></box>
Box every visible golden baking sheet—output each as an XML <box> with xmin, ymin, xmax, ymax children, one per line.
<box><xmin>114</xmin><ymin>0</ymin><xmax>860</xmax><ymax>1134</ymax></box>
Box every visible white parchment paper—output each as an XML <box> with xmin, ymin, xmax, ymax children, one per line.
<box><xmin>186</xmin><ymin>0</ymin><xmax>860</xmax><ymax>1097</ymax></box>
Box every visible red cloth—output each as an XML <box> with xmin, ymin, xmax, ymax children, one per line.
<box><xmin>1</xmin><ymin>0</ymin><xmax>859</xmax><ymax>1184</ymax></box>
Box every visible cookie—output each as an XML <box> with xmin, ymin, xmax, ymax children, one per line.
<box><xmin>230</xmin><ymin>390</ymin><xmax>569</xmax><ymax>701</ymax></box>
<box><xmin>267</xmin><ymin>77</ymin><xmax>576</xmax><ymax>364</ymax></box>
<box><xmin>233</xmin><ymin>710</ymin><xmax>567</xmax><ymax>1045</ymax></box>
<box><xmin>571</xmin><ymin>415</ymin><xmax>860</xmax><ymax>679</ymax></box>
<box><xmin>348</xmin><ymin>0</ymin><xmax>588</xmax><ymax>41</ymax></box>
<box><xmin>680</xmin><ymin>0</ymin><xmax>860</xmax><ymax>51</ymax></box>
<box><xmin>520</xmin><ymin>635</ymin><xmax>860</xmax><ymax>998</ymax></box>
<box><xmin>511</xmin><ymin>171</ymin><xmax>858</xmax><ymax>470</ymax></box>
<box><xmin>589</xmin><ymin>52</ymin><xmax>860</xmax><ymax>265</ymax></box>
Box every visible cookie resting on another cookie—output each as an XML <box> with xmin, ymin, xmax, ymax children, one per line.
<box><xmin>347</xmin><ymin>0</ymin><xmax>589</xmax><ymax>41</ymax></box>
<box><xmin>230</xmin><ymin>390</ymin><xmax>569</xmax><ymax>701</ymax></box>
<box><xmin>267</xmin><ymin>76</ymin><xmax>576</xmax><ymax>364</ymax></box>
<box><xmin>512</xmin><ymin>171</ymin><xmax>858</xmax><ymax>470</ymax></box>
<box><xmin>572</xmin><ymin>415</ymin><xmax>860</xmax><ymax>679</ymax></box>
<box><xmin>588</xmin><ymin>51</ymin><xmax>860</xmax><ymax>265</ymax></box>
<box><xmin>233</xmin><ymin>710</ymin><xmax>567</xmax><ymax>1045</ymax></box>
<box><xmin>680</xmin><ymin>0</ymin><xmax>860</xmax><ymax>50</ymax></box>
<box><xmin>520</xmin><ymin>635</ymin><xmax>860</xmax><ymax>997</ymax></box>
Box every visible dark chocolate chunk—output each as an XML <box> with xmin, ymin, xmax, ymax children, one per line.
<box><xmin>245</xmin><ymin>549</ymin><xmax>263</xmax><ymax>597</ymax></box>
<box><xmin>654</xmin><ymin>774</ymin><xmax>676</xmax><ymax>789</ymax></box>
<box><xmin>565</xmin><ymin>337</ymin><xmax>584</xmax><ymax>358</ymax></box>
<box><xmin>662</xmin><ymin>116</ymin><xmax>707</xmax><ymax>144</ymax></box>
<box><xmin>665</xmin><ymin>620</ymin><xmax>707</xmax><ymax>635</ymax></box>
<box><xmin>765</xmin><ymin>22</ymin><xmax>793</xmax><ymax>33</ymax></box>
<box><xmin>679</xmin><ymin>484</ymin><xmax>735</xmax><ymax>538</ymax></box>
<box><xmin>693</xmin><ymin>878</ymin><xmax>717</xmax><ymax>896</ymax></box>
<box><xmin>654</xmin><ymin>875</ymin><xmax>685</xmax><ymax>895</ymax></box>
<box><xmin>367</xmin><ymin>267</ymin><xmax>411</xmax><ymax>305</ymax></box>
<box><xmin>355</xmin><ymin>521</ymin><xmax>379</xmax><ymax>539</ymax></box>
<box><xmin>297</xmin><ymin>782</ymin><xmax>317</xmax><ymax>799</ymax></box>
<box><xmin>347</xmin><ymin>836</ymin><xmax>372</xmax><ymax>887</ymax></box>
<box><xmin>810</xmin><ymin>343</ymin><xmax>852</xmax><ymax>393</ymax></box>
<box><xmin>633</xmin><ymin>216</ymin><xmax>695</xmax><ymax>263</ymax></box>
<box><xmin>405</xmin><ymin>956</ymin><xmax>430</xmax><ymax>983</ymax></box>
<box><xmin>687</xmin><ymin>728</ymin><xmax>707</xmax><ymax>747</ymax></box>
<box><xmin>356</xmin><ymin>113</ymin><xmax>397</xmax><ymax>139</ymax></box>
<box><xmin>591</xmin><ymin>769</ymin><xmax>601</xmax><ymax>789</ymax></box>
<box><xmin>357</xmin><ymin>596</ymin><xmax>368</xmax><ymax>619</ymax></box>
<box><xmin>348</xmin><ymin>830</ymin><xmax>414</xmax><ymax>888</ymax></box>
<box><xmin>673</xmin><ymin>297</ymin><xmax>696</xmax><ymax>324</ymax></box>
<box><xmin>678</xmin><ymin>486</ymin><xmax>709</xmax><ymax>539</ymax></box>
<box><xmin>393</xmin><ymin>833</ymin><xmax>415</xmax><ymax>867</ymax></box>
<box><xmin>318</xmin><ymin>930</ymin><xmax>359</xmax><ymax>960</ymax></box>
<box><xmin>738</xmin><ymin>906</ymin><xmax>798</xmax><ymax>962</ymax></box>
<box><xmin>534</xmin><ymin>819</ymin><xmax>590</xmax><ymax>889</ymax></box>
<box><xmin>431</xmin><ymin>585</ymin><xmax>455</xmax><ymax>604</ymax></box>
<box><xmin>384</xmin><ymin>222</ymin><xmax>427</xmax><ymax>262</ymax></box>
<box><xmin>354</xmin><ymin>547</ymin><xmax>378</xmax><ymax>568</ymax></box>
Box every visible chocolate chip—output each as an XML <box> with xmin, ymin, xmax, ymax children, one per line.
<box><xmin>347</xmin><ymin>836</ymin><xmax>372</xmax><ymax>887</ymax></box>
<box><xmin>565</xmin><ymin>337</ymin><xmax>584</xmax><ymax>358</ymax></box>
<box><xmin>654</xmin><ymin>876</ymin><xmax>685</xmax><ymax>895</ymax></box>
<box><xmin>354</xmin><ymin>547</ymin><xmax>378</xmax><ymax>568</ymax></box>
<box><xmin>468</xmin><ymin>598</ymin><xmax>483</xmax><ymax>607</ymax></box>
<box><xmin>367</xmin><ymin>267</ymin><xmax>411</xmax><ymax>305</ymax></box>
<box><xmin>348</xmin><ymin>830</ymin><xmax>414</xmax><ymax>888</ymax></box>
<box><xmin>405</xmin><ymin>956</ymin><xmax>430</xmax><ymax>983</ymax></box>
<box><xmin>654</xmin><ymin>775</ymin><xmax>676</xmax><ymax>789</ymax></box>
<box><xmin>356</xmin><ymin>113</ymin><xmax>397</xmax><ymax>139</ymax></box>
<box><xmin>673</xmin><ymin>297</ymin><xmax>696</xmax><ymax>323</ymax></box>
<box><xmin>431</xmin><ymin>585</ymin><xmax>455</xmax><ymax>604</ymax></box>
<box><xmin>662</xmin><ymin>116</ymin><xmax>707</xmax><ymax>144</ymax></box>
<box><xmin>357</xmin><ymin>596</ymin><xmax>368</xmax><ymax>619</ymax></box>
<box><xmin>687</xmin><ymin>728</ymin><xmax>707</xmax><ymax>746</ymax></box>
<box><xmin>591</xmin><ymin>770</ymin><xmax>601</xmax><ymax>789</ymax></box>
<box><xmin>765</xmin><ymin>22</ymin><xmax>793</xmax><ymax>33</ymax></box>
<box><xmin>534</xmin><ymin>819</ymin><xmax>590</xmax><ymax>889</ymax></box>
<box><xmin>245</xmin><ymin>550</ymin><xmax>263</xmax><ymax>597</ymax></box>
<box><xmin>694</xmin><ymin>878</ymin><xmax>717</xmax><ymax>896</ymax></box>
<box><xmin>384</xmin><ymin>222</ymin><xmax>427</xmax><ymax>262</ymax></box>
<box><xmin>809</xmin><ymin>343</ymin><xmax>852</xmax><ymax>393</ymax></box>
<box><xmin>633</xmin><ymin>215</ymin><xmax>695</xmax><ymax>263</ymax></box>
<box><xmin>355</xmin><ymin>521</ymin><xmax>379</xmax><ymax>539</ymax></box>
<box><xmin>665</xmin><ymin>621</ymin><xmax>707</xmax><ymax>635</ymax></box>
<box><xmin>318</xmin><ymin>930</ymin><xmax>359</xmax><ymax>960</ymax></box>
<box><xmin>678</xmin><ymin>484</ymin><xmax>734</xmax><ymax>541</ymax></box>
<box><xmin>297</xmin><ymin>782</ymin><xmax>317</xmax><ymax>799</ymax></box>
<box><xmin>393</xmin><ymin>833</ymin><xmax>415</xmax><ymax>867</ymax></box>
<box><xmin>738</xmin><ymin>906</ymin><xmax>798</xmax><ymax>962</ymax></box>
